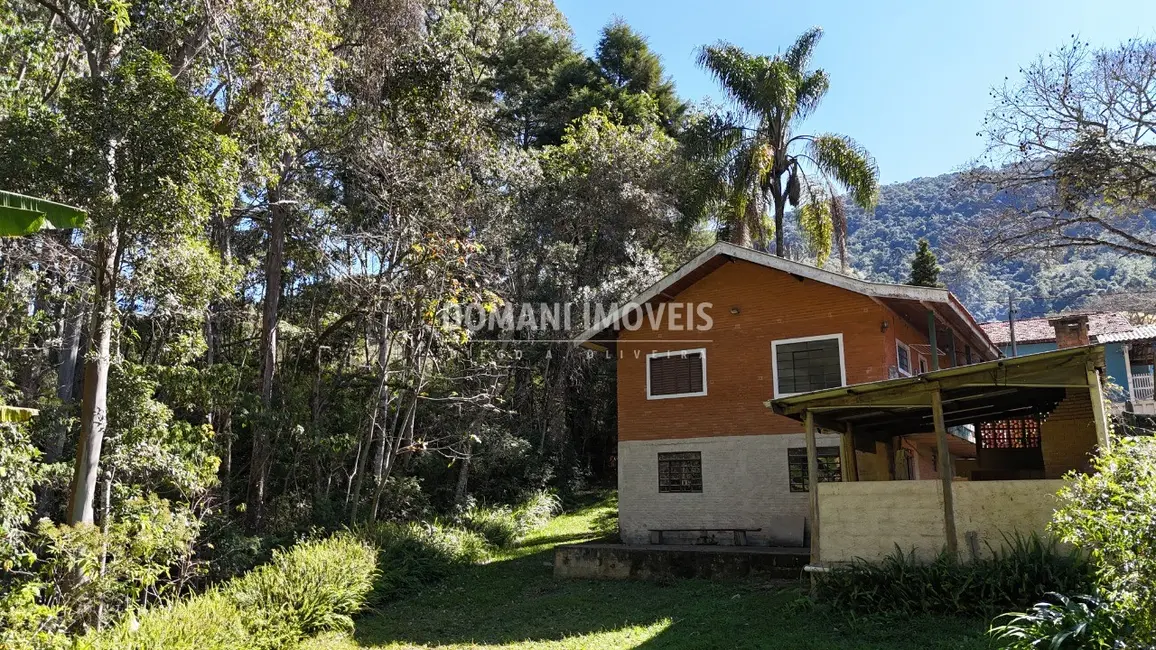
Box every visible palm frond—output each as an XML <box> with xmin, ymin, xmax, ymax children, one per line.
<box><xmin>795</xmin><ymin>70</ymin><xmax>830</xmax><ymax>120</ymax></box>
<box><xmin>806</xmin><ymin>133</ymin><xmax>880</xmax><ymax>210</ymax></box>
<box><xmin>784</xmin><ymin>27</ymin><xmax>824</xmax><ymax>73</ymax></box>
<box><xmin>697</xmin><ymin>43</ymin><xmax>765</xmax><ymax>111</ymax></box>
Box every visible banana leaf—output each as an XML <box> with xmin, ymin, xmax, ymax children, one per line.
<box><xmin>0</xmin><ymin>190</ymin><xmax>86</xmax><ymax>237</ymax></box>
<box><xmin>0</xmin><ymin>405</ymin><xmax>39</xmax><ymax>423</ymax></box>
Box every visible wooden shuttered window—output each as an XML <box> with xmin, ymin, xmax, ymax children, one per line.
<box><xmin>647</xmin><ymin>350</ymin><xmax>705</xmax><ymax>398</ymax></box>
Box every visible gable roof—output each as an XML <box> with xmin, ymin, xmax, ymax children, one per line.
<box><xmin>980</xmin><ymin>312</ymin><xmax>1135</xmax><ymax>346</ymax></box>
<box><xmin>575</xmin><ymin>242</ymin><xmax>999</xmax><ymax>358</ymax></box>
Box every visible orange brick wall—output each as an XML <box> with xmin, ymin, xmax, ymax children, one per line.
<box><xmin>615</xmin><ymin>260</ymin><xmax>941</xmax><ymax>441</ymax></box>
<box><xmin>1040</xmin><ymin>389</ymin><xmax>1099</xmax><ymax>478</ymax></box>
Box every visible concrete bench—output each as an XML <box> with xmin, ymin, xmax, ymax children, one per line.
<box><xmin>648</xmin><ymin>527</ymin><xmax>762</xmax><ymax>546</ymax></box>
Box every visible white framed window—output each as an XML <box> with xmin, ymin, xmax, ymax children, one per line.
<box><xmin>896</xmin><ymin>340</ymin><xmax>913</xmax><ymax>376</ymax></box>
<box><xmin>772</xmin><ymin>333</ymin><xmax>847</xmax><ymax>398</ymax></box>
<box><xmin>646</xmin><ymin>348</ymin><xmax>707</xmax><ymax>400</ymax></box>
<box><xmin>918</xmin><ymin>356</ymin><xmax>929</xmax><ymax>374</ymax></box>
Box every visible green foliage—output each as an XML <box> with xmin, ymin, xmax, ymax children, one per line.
<box><xmin>460</xmin><ymin>504</ymin><xmax>521</xmax><ymax>548</ymax></box>
<box><xmin>88</xmin><ymin>533</ymin><xmax>377</xmax><ymax>650</ymax></box>
<box><xmin>815</xmin><ymin>534</ymin><xmax>1094</xmax><ymax>618</ymax></box>
<box><xmin>1050</xmin><ymin>436</ymin><xmax>1156</xmax><ymax>642</ymax></box>
<box><xmin>909</xmin><ymin>238</ymin><xmax>942</xmax><ymax>287</ymax></box>
<box><xmin>354</xmin><ymin>520</ymin><xmax>491</xmax><ymax>602</ymax></box>
<box><xmin>460</xmin><ymin>490</ymin><xmax>564</xmax><ymax>549</ymax></box>
<box><xmin>989</xmin><ymin>593</ymin><xmax>1128</xmax><ymax>650</ymax></box>
<box><xmin>34</xmin><ymin>495</ymin><xmax>201</xmax><ymax>630</ymax></box>
<box><xmin>225</xmin><ymin>534</ymin><xmax>378</xmax><ymax>648</ymax></box>
<box><xmin>0</xmin><ymin>422</ymin><xmax>42</xmax><ymax>566</ymax></box>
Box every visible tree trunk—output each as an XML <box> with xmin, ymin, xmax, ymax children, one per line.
<box><xmin>67</xmin><ymin>227</ymin><xmax>119</xmax><ymax>526</ymax></box>
<box><xmin>247</xmin><ymin>192</ymin><xmax>288</xmax><ymax>530</ymax></box>
<box><xmin>772</xmin><ymin>179</ymin><xmax>786</xmax><ymax>257</ymax></box>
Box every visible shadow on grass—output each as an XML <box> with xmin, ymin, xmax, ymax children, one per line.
<box><xmin>350</xmin><ymin>547</ymin><xmax>987</xmax><ymax>650</ymax></box>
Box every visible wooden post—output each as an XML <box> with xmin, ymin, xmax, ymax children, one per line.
<box><xmin>930</xmin><ymin>386</ymin><xmax>958</xmax><ymax>558</ymax></box>
<box><xmin>840</xmin><ymin>423</ymin><xmax>858</xmax><ymax>482</ymax></box>
<box><xmin>948</xmin><ymin>331</ymin><xmax>957</xmax><ymax>368</ymax></box>
<box><xmin>927</xmin><ymin>310</ymin><xmax>940</xmax><ymax>371</ymax></box>
<box><xmin>805</xmin><ymin>411</ymin><xmax>820</xmax><ymax>565</ymax></box>
<box><xmin>1088</xmin><ymin>363</ymin><xmax>1112</xmax><ymax>451</ymax></box>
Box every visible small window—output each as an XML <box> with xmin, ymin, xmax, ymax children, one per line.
<box><xmin>647</xmin><ymin>348</ymin><xmax>707</xmax><ymax>399</ymax></box>
<box><xmin>896</xmin><ymin>340</ymin><xmax>912</xmax><ymax>376</ymax></box>
<box><xmin>773</xmin><ymin>335</ymin><xmax>845</xmax><ymax>397</ymax></box>
<box><xmin>658</xmin><ymin>451</ymin><xmax>702</xmax><ymax>493</ymax></box>
<box><xmin>978</xmin><ymin>417</ymin><xmax>1042</xmax><ymax>449</ymax></box>
<box><xmin>788</xmin><ymin>447</ymin><xmax>842</xmax><ymax>492</ymax></box>
<box><xmin>918</xmin><ymin>356</ymin><xmax>929</xmax><ymax>374</ymax></box>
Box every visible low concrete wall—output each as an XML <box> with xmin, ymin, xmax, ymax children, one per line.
<box><xmin>819</xmin><ymin>479</ymin><xmax>1065</xmax><ymax>563</ymax></box>
<box><xmin>554</xmin><ymin>543</ymin><xmax>807</xmax><ymax>581</ymax></box>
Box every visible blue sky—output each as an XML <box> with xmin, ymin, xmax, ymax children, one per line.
<box><xmin>554</xmin><ymin>0</ymin><xmax>1156</xmax><ymax>184</ymax></box>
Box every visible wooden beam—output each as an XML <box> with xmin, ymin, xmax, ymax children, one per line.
<box><xmin>927</xmin><ymin>310</ymin><xmax>940</xmax><ymax>371</ymax></box>
<box><xmin>841</xmin><ymin>423</ymin><xmax>858</xmax><ymax>482</ymax></box>
<box><xmin>805</xmin><ymin>411</ymin><xmax>820</xmax><ymax>564</ymax></box>
<box><xmin>930</xmin><ymin>386</ymin><xmax>958</xmax><ymax>558</ymax></box>
<box><xmin>1087</xmin><ymin>363</ymin><xmax>1112</xmax><ymax>451</ymax></box>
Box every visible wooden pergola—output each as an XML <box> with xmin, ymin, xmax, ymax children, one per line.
<box><xmin>768</xmin><ymin>345</ymin><xmax>1111</xmax><ymax>565</ymax></box>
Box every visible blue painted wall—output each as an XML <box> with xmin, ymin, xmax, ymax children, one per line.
<box><xmin>997</xmin><ymin>341</ymin><xmax>1132</xmax><ymax>401</ymax></box>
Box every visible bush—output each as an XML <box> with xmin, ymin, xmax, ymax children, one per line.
<box><xmin>86</xmin><ymin>533</ymin><xmax>377</xmax><ymax>650</ymax></box>
<box><xmin>354</xmin><ymin>521</ymin><xmax>490</xmax><ymax>602</ymax></box>
<box><xmin>460</xmin><ymin>505</ymin><xmax>520</xmax><ymax>548</ymax></box>
<box><xmin>990</xmin><ymin>592</ymin><xmax>1129</xmax><ymax>650</ymax></box>
<box><xmin>513</xmin><ymin>490</ymin><xmax>562</xmax><ymax>533</ymax></box>
<box><xmin>815</xmin><ymin>533</ymin><xmax>1093</xmax><ymax>618</ymax></box>
<box><xmin>225</xmin><ymin>533</ymin><xmax>378</xmax><ymax>648</ymax></box>
<box><xmin>1050</xmin><ymin>436</ymin><xmax>1156</xmax><ymax>642</ymax></box>
<box><xmin>459</xmin><ymin>490</ymin><xmax>561</xmax><ymax>549</ymax></box>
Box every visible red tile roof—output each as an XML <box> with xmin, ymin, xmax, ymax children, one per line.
<box><xmin>979</xmin><ymin>312</ymin><xmax>1135</xmax><ymax>345</ymax></box>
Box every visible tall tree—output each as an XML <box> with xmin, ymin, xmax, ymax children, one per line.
<box><xmin>692</xmin><ymin>28</ymin><xmax>879</xmax><ymax>264</ymax></box>
<box><xmin>971</xmin><ymin>37</ymin><xmax>1156</xmax><ymax>259</ymax></box>
<box><xmin>4</xmin><ymin>0</ymin><xmax>240</xmax><ymax>525</ymax></box>
<box><xmin>909</xmin><ymin>238</ymin><xmax>941</xmax><ymax>287</ymax></box>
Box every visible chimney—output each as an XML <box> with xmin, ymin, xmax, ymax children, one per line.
<box><xmin>1048</xmin><ymin>314</ymin><xmax>1090</xmax><ymax>349</ymax></box>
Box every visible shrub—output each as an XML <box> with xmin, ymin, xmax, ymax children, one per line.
<box><xmin>459</xmin><ymin>490</ymin><xmax>561</xmax><ymax>549</ymax></box>
<box><xmin>460</xmin><ymin>505</ymin><xmax>520</xmax><ymax>548</ymax></box>
<box><xmin>85</xmin><ymin>533</ymin><xmax>378</xmax><ymax>650</ymax></box>
<box><xmin>815</xmin><ymin>533</ymin><xmax>1093</xmax><ymax>618</ymax></box>
<box><xmin>90</xmin><ymin>591</ymin><xmax>249</xmax><ymax>650</ymax></box>
<box><xmin>354</xmin><ymin>521</ymin><xmax>490</xmax><ymax>602</ymax></box>
<box><xmin>990</xmin><ymin>592</ymin><xmax>1128</xmax><ymax>649</ymax></box>
<box><xmin>1050</xmin><ymin>436</ymin><xmax>1156</xmax><ymax>641</ymax></box>
<box><xmin>513</xmin><ymin>490</ymin><xmax>562</xmax><ymax>533</ymax></box>
<box><xmin>225</xmin><ymin>533</ymin><xmax>378</xmax><ymax>648</ymax></box>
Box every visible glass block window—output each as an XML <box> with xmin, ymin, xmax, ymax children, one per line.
<box><xmin>774</xmin><ymin>336</ymin><xmax>844</xmax><ymax>396</ymax></box>
<box><xmin>978</xmin><ymin>417</ymin><xmax>1042</xmax><ymax>449</ymax></box>
<box><xmin>657</xmin><ymin>451</ymin><xmax>703</xmax><ymax>493</ymax></box>
<box><xmin>788</xmin><ymin>446</ymin><xmax>842</xmax><ymax>492</ymax></box>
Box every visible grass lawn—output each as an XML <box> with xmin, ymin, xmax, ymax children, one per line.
<box><xmin>305</xmin><ymin>495</ymin><xmax>988</xmax><ymax>650</ymax></box>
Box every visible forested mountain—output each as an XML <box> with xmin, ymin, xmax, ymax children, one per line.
<box><xmin>844</xmin><ymin>172</ymin><xmax>1156</xmax><ymax>321</ymax></box>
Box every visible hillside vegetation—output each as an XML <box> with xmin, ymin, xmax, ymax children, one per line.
<box><xmin>844</xmin><ymin>173</ymin><xmax>1156</xmax><ymax>321</ymax></box>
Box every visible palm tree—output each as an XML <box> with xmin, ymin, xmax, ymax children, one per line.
<box><xmin>691</xmin><ymin>28</ymin><xmax>879</xmax><ymax>266</ymax></box>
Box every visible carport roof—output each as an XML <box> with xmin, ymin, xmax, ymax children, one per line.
<box><xmin>767</xmin><ymin>345</ymin><xmax>1105</xmax><ymax>439</ymax></box>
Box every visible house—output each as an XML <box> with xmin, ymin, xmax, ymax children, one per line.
<box><xmin>981</xmin><ymin>312</ymin><xmax>1156</xmax><ymax>415</ymax></box>
<box><xmin>575</xmin><ymin>242</ymin><xmax>1000</xmax><ymax>548</ymax></box>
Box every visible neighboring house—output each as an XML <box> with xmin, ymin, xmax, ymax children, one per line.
<box><xmin>576</xmin><ymin>242</ymin><xmax>1000</xmax><ymax>547</ymax></box>
<box><xmin>981</xmin><ymin>313</ymin><xmax>1156</xmax><ymax>415</ymax></box>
